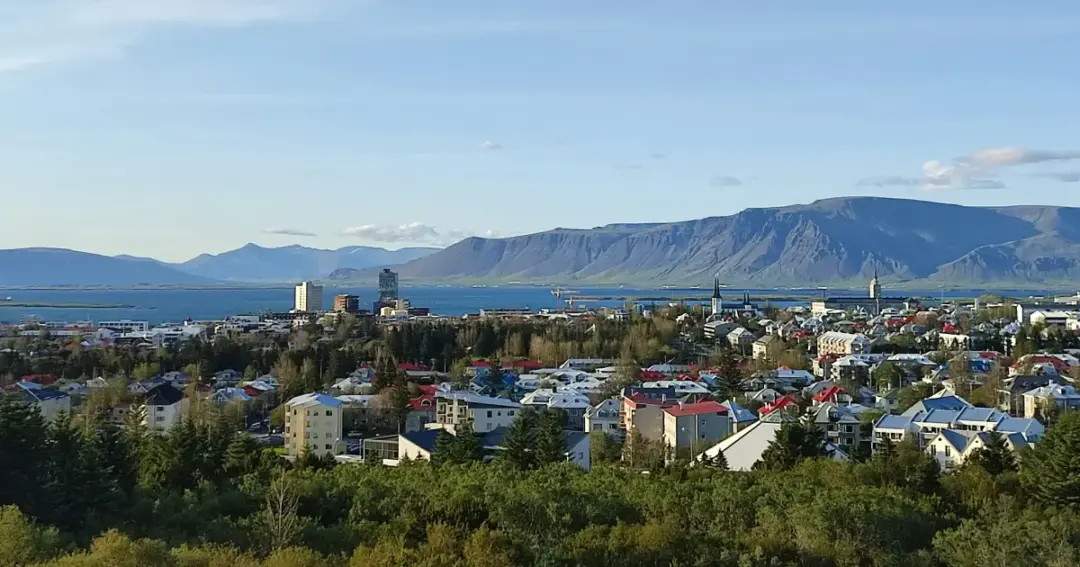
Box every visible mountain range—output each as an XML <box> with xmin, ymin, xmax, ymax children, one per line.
<box><xmin>0</xmin><ymin>244</ymin><xmax>437</xmax><ymax>287</ymax></box>
<box><xmin>351</xmin><ymin>197</ymin><xmax>1080</xmax><ymax>287</ymax></box>
<box><xmin>7</xmin><ymin>198</ymin><xmax>1080</xmax><ymax>287</ymax></box>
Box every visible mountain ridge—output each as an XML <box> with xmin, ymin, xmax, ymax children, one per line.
<box><xmin>350</xmin><ymin>197</ymin><xmax>1080</xmax><ymax>286</ymax></box>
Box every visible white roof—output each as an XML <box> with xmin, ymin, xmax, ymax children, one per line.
<box><xmin>286</xmin><ymin>393</ymin><xmax>343</xmax><ymax>408</ymax></box>
<box><xmin>436</xmin><ymin>391</ymin><xmax>523</xmax><ymax>408</ymax></box>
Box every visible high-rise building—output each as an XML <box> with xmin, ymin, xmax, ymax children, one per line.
<box><xmin>378</xmin><ymin>268</ymin><xmax>399</xmax><ymax>305</ymax></box>
<box><xmin>333</xmin><ymin>294</ymin><xmax>359</xmax><ymax>314</ymax></box>
<box><xmin>294</xmin><ymin>281</ymin><xmax>324</xmax><ymax>312</ymax></box>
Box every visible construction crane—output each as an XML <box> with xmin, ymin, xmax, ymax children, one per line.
<box><xmin>551</xmin><ymin>287</ymin><xmax>580</xmax><ymax>300</ymax></box>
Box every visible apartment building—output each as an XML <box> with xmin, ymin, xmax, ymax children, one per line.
<box><xmin>662</xmin><ymin>401</ymin><xmax>730</xmax><ymax>456</ymax></box>
<box><xmin>285</xmin><ymin>393</ymin><xmax>344</xmax><ymax>458</ymax></box>
<box><xmin>817</xmin><ymin>331</ymin><xmax>871</xmax><ymax>356</ymax></box>
<box><xmin>434</xmin><ymin>391</ymin><xmax>523</xmax><ymax>433</ymax></box>
<box><xmin>294</xmin><ymin>281</ymin><xmax>324</xmax><ymax>312</ymax></box>
<box><xmin>143</xmin><ymin>384</ymin><xmax>188</xmax><ymax>433</ymax></box>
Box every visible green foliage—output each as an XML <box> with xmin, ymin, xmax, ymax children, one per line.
<box><xmin>754</xmin><ymin>422</ymin><xmax>826</xmax><ymax>471</ymax></box>
<box><xmin>500</xmin><ymin>409</ymin><xmax>537</xmax><ymax>470</ymax></box>
<box><xmin>896</xmin><ymin>382</ymin><xmax>937</xmax><ymax>413</ymax></box>
<box><xmin>1020</xmin><ymin>410</ymin><xmax>1080</xmax><ymax>509</ymax></box>
<box><xmin>872</xmin><ymin>361</ymin><xmax>904</xmax><ymax>392</ymax></box>
<box><xmin>966</xmin><ymin>431</ymin><xmax>1018</xmax><ymax>476</ymax></box>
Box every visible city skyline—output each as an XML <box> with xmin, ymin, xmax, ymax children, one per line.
<box><xmin>2</xmin><ymin>1</ymin><xmax>1080</xmax><ymax>261</ymax></box>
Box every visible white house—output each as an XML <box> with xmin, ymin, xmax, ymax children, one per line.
<box><xmin>926</xmin><ymin>430</ymin><xmax>1028</xmax><ymax>471</ymax></box>
<box><xmin>698</xmin><ymin>412</ymin><xmax>848</xmax><ymax>471</ymax></box>
<box><xmin>726</xmin><ymin>327</ymin><xmax>755</xmax><ymax>349</ymax></box>
<box><xmin>1023</xmin><ymin>383</ymin><xmax>1080</xmax><ymax>418</ymax></box>
<box><xmin>817</xmin><ymin>332</ymin><xmax>871</xmax><ymax>356</ymax></box>
<box><xmin>143</xmin><ymin>384</ymin><xmax>189</xmax><ymax>433</ymax></box>
<box><xmin>585</xmin><ymin>398</ymin><xmax>623</xmax><ymax>437</ymax></box>
<box><xmin>16</xmin><ymin>384</ymin><xmax>71</xmax><ymax>423</ymax></box>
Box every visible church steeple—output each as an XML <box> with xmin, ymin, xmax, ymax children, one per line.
<box><xmin>710</xmin><ymin>274</ymin><xmax>722</xmax><ymax>317</ymax></box>
<box><xmin>712</xmin><ymin>275</ymin><xmax>722</xmax><ymax>299</ymax></box>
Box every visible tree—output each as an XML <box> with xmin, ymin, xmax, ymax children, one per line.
<box><xmin>872</xmin><ymin>361</ymin><xmax>904</xmax><ymax>392</ymax></box>
<box><xmin>225</xmin><ymin>432</ymin><xmax>260</xmax><ymax>477</ymax></box>
<box><xmin>754</xmin><ymin>422</ymin><xmax>825</xmax><ymax>471</ymax></box>
<box><xmin>388</xmin><ymin>373</ymin><xmax>411</xmax><ymax>432</ymax></box>
<box><xmin>1020</xmin><ymin>410</ymin><xmax>1080</xmax><ymax>509</ymax></box>
<box><xmin>896</xmin><ymin>383</ymin><xmax>936</xmax><ymax>413</ymax></box>
<box><xmin>966</xmin><ymin>431</ymin><xmax>1017</xmax><ymax>476</ymax></box>
<box><xmin>0</xmin><ymin>506</ymin><xmax>59</xmax><ymax>566</ymax></box>
<box><xmin>453</xmin><ymin>421</ymin><xmax>484</xmax><ymax>464</ymax></box>
<box><xmin>372</xmin><ymin>348</ymin><xmax>398</xmax><ymax>392</ymax></box>
<box><xmin>501</xmin><ymin>409</ymin><xmax>538</xmax><ymax>470</ymax></box>
<box><xmin>534</xmin><ymin>409</ymin><xmax>568</xmax><ymax>467</ymax></box>
<box><xmin>713</xmin><ymin>349</ymin><xmax>743</xmax><ymax>400</ymax></box>
<box><xmin>260</xmin><ymin>473</ymin><xmax>304</xmax><ymax>552</ymax></box>
<box><xmin>705</xmin><ymin>448</ymin><xmax>729</xmax><ymax>471</ymax></box>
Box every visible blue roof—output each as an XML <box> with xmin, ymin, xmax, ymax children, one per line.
<box><xmin>400</xmin><ymin>430</ymin><xmax>442</xmax><ymax>453</ymax></box>
<box><xmin>720</xmin><ymin>400</ymin><xmax>758</xmax><ymax>423</ymax></box>
<box><xmin>996</xmin><ymin>417</ymin><xmax>1041</xmax><ymax>434</ymax></box>
<box><xmin>26</xmin><ymin>388</ymin><xmax>69</xmax><ymax>402</ymax></box>
<box><xmin>956</xmin><ymin>407</ymin><xmax>1000</xmax><ymax>422</ymax></box>
<box><xmin>921</xmin><ymin>409</ymin><xmax>962</xmax><ymax>424</ymax></box>
<box><xmin>876</xmin><ymin>415</ymin><xmax>914</xmax><ymax>429</ymax></box>
<box><xmin>939</xmin><ymin>429</ymin><xmax>971</xmax><ymax>452</ymax></box>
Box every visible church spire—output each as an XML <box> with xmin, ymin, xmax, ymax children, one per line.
<box><xmin>712</xmin><ymin>274</ymin><xmax>721</xmax><ymax>299</ymax></box>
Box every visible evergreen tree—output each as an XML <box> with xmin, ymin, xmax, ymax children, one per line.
<box><xmin>1020</xmin><ymin>410</ymin><xmax>1080</xmax><ymax>509</ymax></box>
<box><xmin>432</xmin><ymin>430</ymin><xmax>458</xmax><ymax>466</ymax></box>
<box><xmin>388</xmin><ymin>373</ymin><xmax>411</xmax><ymax>432</ymax></box>
<box><xmin>373</xmin><ymin>349</ymin><xmax>399</xmax><ymax>392</ymax></box>
<box><xmin>706</xmin><ymin>449</ymin><xmax>729</xmax><ymax>471</ymax></box>
<box><xmin>453</xmin><ymin>421</ymin><xmax>484</xmax><ymax>464</ymax></box>
<box><xmin>225</xmin><ymin>432</ymin><xmax>260</xmax><ymax>477</ymax></box>
<box><xmin>754</xmin><ymin>422</ymin><xmax>825</xmax><ymax>471</ymax></box>
<box><xmin>0</xmin><ymin>397</ymin><xmax>49</xmax><ymax>520</ymax></box>
<box><xmin>534</xmin><ymin>410</ymin><xmax>568</xmax><ymax>467</ymax></box>
<box><xmin>966</xmin><ymin>431</ymin><xmax>1018</xmax><ymax>476</ymax></box>
<box><xmin>501</xmin><ymin>409</ymin><xmax>538</xmax><ymax>470</ymax></box>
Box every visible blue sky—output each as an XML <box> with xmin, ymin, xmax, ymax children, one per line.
<box><xmin>2</xmin><ymin>0</ymin><xmax>1080</xmax><ymax>261</ymax></box>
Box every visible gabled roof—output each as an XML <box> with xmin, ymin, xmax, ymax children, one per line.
<box><xmin>286</xmin><ymin>392</ymin><xmax>344</xmax><ymax>408</ymax></box>
<box><xmin>875</xmin><ymin>414</ymin><xmax>915</xmax><ymax>430</ymax></box>
<box><xmin>436</xmin><ymin>391</ymin><xmax>522</xmax><ymax>409</ymax></box>
<box><xmin>901</xmin><ymin>393</ymin><xmax>972</xmax><ymax>416</ymax></box>
<box><xmin>144</xmin><ymin>384</ymin><xmax>184</xmax><ymax>406</ymax></box>
<box><xmin>937</xmin><ymin>429</ymin><xmax>972</xmax><ymax>452</ymax></box>
<box><xmin>400</xmin><ymin>430</ymin><xmax>441</xmax><ymax>454</ymax></box>
<box><xmin>663</xmin><ymin>400</ymin><xmax>727</xmax><ymax>418</ymax></box>
<box><xmin>760</xmin><ymin>395</ymin><xmax>799</xmax><ymax>416</ymax></box>
<box><xmin>21</xmin><ymin>387</ymin><xmax>69</xmax><ymax>402</ymax></box>
<box><xmin>720</xmin><ymin>400</ymin><xmax>758</xmax><ymax>423</ymax></box>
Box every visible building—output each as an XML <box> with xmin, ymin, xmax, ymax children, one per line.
<box><xmin>869</xmin><ymin>270</ymin><xmax>881</xmax><ymax>300</ymax></box>
<box><xmin>15</xmin><ymin>383</ymin><xmax>71</xmax><ymax>423</ymax></box>
<box><xmin>662</xmin><ymin>401</ymin><xmax>730</xmax><ymax>456</ymax></box>
<box><xmin>998</xmin><ymin>375</ymin><xmax>1061</xmax><ymax>415</ymax></box>
<box><xmin>710</xmin><ymin>275</ymin><xmax>722</xmax><ymax>317</ymax></box>
<box><xmin>817</xmin><ymin>331</ymin><xmax>871</xmax><ymax>356</ymax></box>
<box><xmin>294</xmin><ymin>281</ymin><xmax>324</xmax><ymax>312</ymax></box>
<box><xmin>1029</xmin><ymin>310</ymin><xmax>1072</xmax><ymax>327</ymax></box>
<box><xmin>585</xmin><ymin>398</ymin><xmax>623</xmax><ymax>437</ymax></box>
<box><xmin>284</xmin><ymin>393</ymin><xmax>344</xmax><ymax>458</ymax></box>
<box><xmin>143</xmin><ymin>384</ymin><xmax>188</xmax><ymax>433</ymax></box>
<box><xmin>620</xmin><ymin>386</ymin><xmax>679</xmax><ymax>441</ymax></box>
<box><xmin>434</xmin><ymin>391</ymin><xmax>523</xmax><ymax>433</ymax></box>
<box><xmin>809</xmin><ymin>403</ymin><xmax>863</xmax><ymax>450</ymax></box>
<box><xmin>726</xmin><ymin>327</ymin><xmax>755</xmax><ymax>350</ymax></box>
<box><xmin>752</xmin><ymin>335</ymin><xmax>780</xmax><ymax>360</ymax></box>
<box><xmin>720</xmin><ymin>400</ymin><xmax>758</xmax><ymax>432</ymax></box>
<box><xmin>699</xmin><ymin>412</ymin><xmax>849</xmax><ymax>471</ymax></box>
<box><xmin>704</xmin><ymin>321</ymin><xmax>740</xmax><ymax>342</ymax></box>
<box><xmin>378</xmin><ymin>268</ymin><xmax>399</xmax><ymax>307</ymax></box>
<box><xmin>96</xmin><ymin>320</ymin><xmax>149</xmax><ymax>333</ymax></box>
<box><xmin>874</xmin><ymin>403</ymin><xmax>1044</xmax><ymax>452</ymax></box>
<box><xmin>1023</xmin><ymin>383</ymin><xmax>1080</xmax><ymax>418</ymax></box>
<box><xmin>926</xmin><ymin>430</ymin><xmax>1029</xmax><ymax>472</ymax></box>
<box><xmin>393</xmin><ymin>427</ymin><xmax>592</xmax><ymax>470</ymax></box>
<box><xmin>333</xmin><ymin>294</ymin><xmax>359</xmax><ymax>314</ymax></box>
<box><xmin>519</xmin><ymin>390</ymin><xmax>592</xmax><ymax>430</ymax></box>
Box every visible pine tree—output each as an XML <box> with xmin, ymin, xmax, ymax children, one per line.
<box><xmin>0</xmin><ymin>397</ymin><xmax>49</xmax><ymax>520</ymax></box>
<box><xmin>388</xmin><ymin>373</ymin><xmax>411</xmax><ymax>432</ymax></box>
<box><xmin>754</xmin><ymin>422</ymin><xmax>825</xmax><ymax>471</ymax></box>
<box><xmin>501</xmin><ymin>409</ymin><xmax>537</xmax><ymax>470</ymax></box>
<box><xmin>534</xmin><ymin>410</ymin><xmax>568</xmax><ymax>467</ymax></box>
<box><xmin>432</xmin><ymin>430</ymin><xmax>458</xmax><ymax>466</ymax></box>
<box><xmin>373</xmin><ymin>349</ymin><xmax>399</xmax><ymax>392</ymax></box>
<box><xmin>707</xmin><ymin>449</ymin><xmax>729</xmax><ymax>471</ymax></box>
<box><xmin>453</xmin><ymin>421</ymin><xmax>484</xmax><ymax>463</ymax></box>
<box><xmin>225</xmin><ymin>432</ymin><xmax>260</xmax><ymax>477</ymax></box>
<box><xmin>967</xmin><ymin>431</ymin><xmax>1018</xmax><ymax>476</ymax></box>
<box><xmin>1020</xmin><ymin>410</ymin><xmax>1080</xmax><ymax>509</ymax></box>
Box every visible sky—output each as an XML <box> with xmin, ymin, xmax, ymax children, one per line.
<box><xmin>2</xmin><ymin>0</ymin><xmax>1080</xmax><ymax>262</ymax></box>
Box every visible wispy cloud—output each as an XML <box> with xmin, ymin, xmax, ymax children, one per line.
<box><xmin>709</xmin><ymin>175</ymin><xmax>743</xmax><ymax>188</ymax></box>
<box><xmin>922</xmin><ymin>146</ymin><xmax>1080</xmax><ymax>190</ymax></box>
<box><xmin>0</xmin><ymin>0</ymin><xmax>323</xmax><ymax>74</ymax></box>
<box><xmin>263</xmin><ymin>227</ymin><xmax>317</xmax><ymax>237</ymax></box>
<box><xmin>855</xmin><ymin>175</ymin><xmax>921</xmax><ymax>188</ymax></box>
<box><xmin>341</xmin><ymin>223</ymin><xmax>499</xmax><ymax>246</ymax></box>
<box><xmin>1031</xmin><ymin>171</ymin><xmax>1080</xmax><ymax>183</ymax></box>
<box><xmin>479</xmin><ymin>140</ymin><xmax>503</xmax><ymax>150</ymax></box>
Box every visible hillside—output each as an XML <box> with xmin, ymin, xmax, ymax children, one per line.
<box><xmin>177</xmin><ymin>244</ymin><xmax>439</xmax><ymax>282</ymax></box>
<box><xmin>0</xmin><ymin>249</ymin><xmax>215</xmax><ymax>287</ymax></box>
<box><xmin>374</xmin><ymin>197</ymin><xmax>1080</xmax><ymax>286</ymax></box>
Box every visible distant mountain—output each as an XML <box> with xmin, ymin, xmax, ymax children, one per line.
<box><xmin>0</xmin><ymin>249</ymin><xmax>215</xmax><ymax>286</ymax></box>
<box><xmin>380</xmin><ymin>197</ymin><xmax>1080</xmax><ymax>286</ymax></box>
<box><xmin>176</xmin><ymin>244</ymin><xmax>439</xmax><ymax>282</ymax></box>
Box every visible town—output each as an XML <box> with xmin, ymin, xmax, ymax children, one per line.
<box><xmin>3</xmin><ymin>271</ymin><xmax>1080</xmax><ymax>565</ymax></box>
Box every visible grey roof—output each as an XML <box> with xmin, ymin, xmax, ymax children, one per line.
<box><xmin>875</xmin><ymin>415</ymin><xmax>914</xmax><ymax>430</ymax></box>
<box><xmin>901</xmin><ymin>395</ymin><xmax>971</xmax><ymax>416</ymax></box>
<box><xmin>437</xmin><ymin>391</ymin><xmax>522</xmax><ymax>409</ymax></box>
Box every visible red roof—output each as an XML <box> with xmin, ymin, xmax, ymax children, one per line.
<box><xmin>517</xmin><ymin>360</ymin><xmax>543</xmax><ymax>371</ymax></box>
<box><xmin>760</xmin><ymin>395</ymin><xmax>799</xmax><ymax>415</ymax></box>
<box><xmin>398</xmin><ymin>362</ymin><xmax>428</xmax><ymax>371</ymax></box>
<box><xmin>471</xmin><ymin>360</ymin><xmax>490</xmax><ymax>367</ymax></box>
<box><xmin>663</xmin><ymin>401</ymin><xmax>728</xmax><ymax>417</ymax></box>
<box><xmin>639</xmin><ymin>370</ymin><xmax>666</xmax><ymax>382</ymax></box>
<box><xmin>1013</xmin><ymin>355</ymin><xmax>1070</xmax><ymax>372</ymax></box>
<box><xmin>408</xmin><ymin>384</ymin><xmax>438</xmax><ymax>411</ymax></box>
<box><xmin>812</xmin><ymin>385</ymin><xmax>844</xmax><ymax>403</ymax></box>
<box><xmin>22</xmin><ymin>374</ymin><xmax>55</xmax><ymax>385</ymax></box>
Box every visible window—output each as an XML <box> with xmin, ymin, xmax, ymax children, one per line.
<box><xmin>842</xmin><ymin>425</ymin><xmax>854</xmax><ymax>434</ymax></box>
<box><xmin>487</xmin><ymin>411</ymin><xmax>493</xmax><ymax>418</ymax></box>
<box><xmin>325</xmin><ymin>444</ymin><xmax>332</xmax><ymax>450</ymax></box>
<box><xmin>326</xmin><ymin>432</ymin><xmax>332</xmax><ymax>438</ymax></box>
<box><xmin>944</xmin><ymin>445</ymin><xmax>951</xmax><ymax>457</ymax></box>
<box><xmin>508</xmin><ymin>411</ymin><xmax>515</xmax><ymax>417</ymax></box>
<box><xmin>326</xmin><ymin>410</ymin><xmax>333</xmax><ymax>416</ymax></box>
<box><xmin>293</xmin><ymin>410</ymin><xmax>297</xmax><ymax>416</ymax></box>
<box><xmin>497</xmin><ymin>411</ymin><xmax>502</xmax><ymax>417</ymax></box>
<box><xmin>155</xmin><ymin>416</ymin><xmax>164</xmax><ymax>422</ymax></box>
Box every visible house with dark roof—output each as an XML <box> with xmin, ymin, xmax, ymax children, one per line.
<box><xmin>143</xmin><ymin>384</ymin><xmax>188</xmax><ymax>433</ymax></box>
<box><xmin>394</xmin><ymin>426</ymin><xmax>591</xmax><ymax>470</ymax></box>
<box><xmin>998</xmin><ymin>375</ymin><xmax>1061</xmax><ymax>416</ymax></box>
<box><xmin>435</xmin><ymin>391</ymin><xmax>522</xmax><ymax>434</ymax></box>
<box><xmin>15</xmin><ymin>383</ymin><xmax>71</xmax><ymax>423</ymax></box>
<box><xmin>926</xmin><ymin>429</ymin><xmax>1029</xmax><ymax>471</ymax></box>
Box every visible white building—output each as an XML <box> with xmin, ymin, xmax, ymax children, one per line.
<box><xmin>294</xmin><ymin>281</ymin><xmax>324</xmax><ymax>313</ymax></box>
<box><xmin>585</xmin><ymin>398</ymin><xmax>623</xmax><ymax>437</ymax></box>
<box><xmin>817</xmin><ymin>331</ymin><xmax>871</xmax><ymax>356</ymax></box>
<box><xmin>97</xmin><ymin>320</ymin><xmax>150</xmax><ymax>333</ymax></box>
<box><xmin>143</xmin><ymin>384</ymin><xmax>189</xmax><ymax>433</ymax></box>
<box><xmin>698</xmin><ymin>412</ymin><xmax>848</xmax><ymax>471</ymax></box>
<box><xmin>926</xmin><ymin>430</ymin><xmax>1029</xmax><ymax>472</ymax></box>
<box><xmin>16</xmin><ymin>384</ymin><xmax>71</xmax><ymax>423</ymax></box>
<box><xmin>434</xmin><ymin>391</ymin><xmax>523</xmax><ymax>433</ymax></box>
<box><xmin>1023</xmin><ymin>383</ymin><xmax>1080</xmax><ymax>418</ymax></box>
<box><xmin>284</xmin><ymin>393</ymin><xmax>344</xmax><ymax>458</ymax></box>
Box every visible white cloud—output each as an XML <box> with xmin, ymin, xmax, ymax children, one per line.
<box><xmin>0</xmin><ymin>0</ymin><xmax>323</xmax><ymax>73</ymax></box>
<box><xmin>855</xmin><ymin>175</ymin><xmax>922</xmax><ymax>188</ymax></box>
<box><xmin>341</xmin><ymin>223</ymin><xmax>498</xmax><ymax>246</ymax></box>
<box><xmin>920</xmin><ymin>146</ymin><xmax>1080</xmax><ymax>190</ymax></box>
<box><xmin>263</xmin><ymin>227</ymin><xmax>316</xmax><ymax>237</ymax></box>
<box><xmin>479</xmin><ymin>140</ymin><xmax>503</xmax><ymax>150</ymax></box>
<box><xmin>709</xmin><ymin>175</ymin><xmax>743</xmax><ymax>187</ymax></box>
